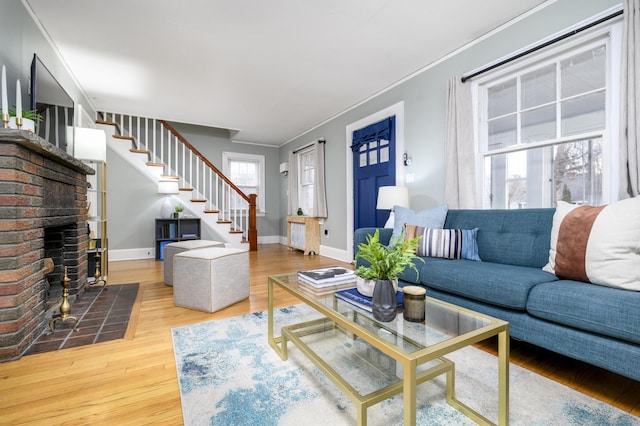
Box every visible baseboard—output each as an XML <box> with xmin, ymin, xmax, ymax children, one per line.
<box><xmin>276</xmin><ymin>236</ymin><xmax>352</xmax><ymax>263</ymax></box>
<box><xmin>110</xmin><ymin>235</ymin><xmax>280</xmax><ymax>261</ymax></box>
<box><xmin>318</xmin><ymin>244</ymin><xmax>352</xmax><ymax>264</ymax></box>
<box><xmin>109</xmin><ymin>248</ymin><xmax>155</xmax><ymax>261</ymax></box>
<box><xmin>258</xmin><ymin>235</ymin><xmax>280</xmax><ymax>244</ymax></box>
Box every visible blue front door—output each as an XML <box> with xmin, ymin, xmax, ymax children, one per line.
<box><xmin>352</xmin><ymin>117</ymin><xmax>396</xmax><ymax>230</ymax></box>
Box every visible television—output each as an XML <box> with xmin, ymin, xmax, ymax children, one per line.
<box><xmin>30</xmin><ymin>53</ymin><xmax>74</xmax><ymax>150</ymax></box>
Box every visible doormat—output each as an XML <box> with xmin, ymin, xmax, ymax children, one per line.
<box><xmin>24</xmin><ymin>283</ymin><xmax>141</xmax><ymax>355</ymax></box>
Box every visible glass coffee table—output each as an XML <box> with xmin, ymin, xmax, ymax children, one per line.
<box><xmin>268</xmin><ymin>273</ymin><xmax>509</xmax><ymax>426</ymax></box>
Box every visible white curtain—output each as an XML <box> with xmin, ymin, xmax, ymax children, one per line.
<box><xmin>287</xmin><ymin>150</ymin><xmax>298</xmax><ymax>215</ymax></box>
<box><xmin>444</xmin><ymin>76</ymin><xmax>476</xmax><ymax>209</ymax></box>
<box><xmin>312</xmin><ymin>140</ymin><xmax>328</xmax><ymax>218</ymax></box>
<box><xmin>620</xmin><ymin>0</ymin><xmax>640</xmax><ymax>198</ymax></box>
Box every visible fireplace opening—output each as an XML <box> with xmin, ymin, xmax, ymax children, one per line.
<box><xmin>44</xmin><ymin>224</ymin><xmax>85</xmax><ymax>310</ymax></box>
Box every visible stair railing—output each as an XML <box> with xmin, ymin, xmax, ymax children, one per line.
<box><xmin>98</xmin><ymin>112</ymin><xmax>258</xmax><ymax>250</ymax></box>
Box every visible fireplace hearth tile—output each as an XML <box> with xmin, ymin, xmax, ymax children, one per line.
<box><xmin>24</xmin><ymin>283</ymin><xmax>139</xmax><ymax>356</ymax></box>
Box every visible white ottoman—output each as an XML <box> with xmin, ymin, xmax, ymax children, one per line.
<box><xmin>163</xmin><ymin>240</ymin><xmax>225</xmax><ymax>285</ymax></box>
<box><xmin>173</xmin><ymin>247</ymin><xmax>249</xmax><ymax>313</ymax></box>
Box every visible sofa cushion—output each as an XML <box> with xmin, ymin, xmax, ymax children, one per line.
<box><xmin>392</xmin><ymin>204</ymin><xmax>448</xmax><ymax>239</ymax></box>
<box><xmin>543</xmin><ymin>197</ymin><xmax>640</xmax><ymax>291</ymax></box>
<box><xmin>422</xmin><ymin>259</ymin><xmax>557</xmax><ymax>310</ymax></box>
<box><xmin>527</xmin><ymin>281</ymin><xmax>640</xmax><ymax>345</ymax></box>
<box><xmin>444</xmin><ymin>208</ymin><xmax>554</xmax><ymax>268</ymax></box>
<box><xmin>404</xmin><ymin>225</ymin><xmax>481</xmax><ymax>261</ymax></box>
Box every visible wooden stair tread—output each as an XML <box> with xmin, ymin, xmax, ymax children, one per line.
<box><xmin>217</xmin><ymin>220</ymin><xmax>232</xmax><ymax>224</ymax></box>
<box><xmin>190</xmin><ymin>199</ymin><xmax>207</xmax><ymax>203</ymax></box>
<box><xmin>114</xmin><ymin>135</ymin><xmax>135</xmax><ymax>141</ymax></box>
<box><xmin>146</xmin><ymin>162</ymin><xmax>165</xmax><ymax>167</ymax></box>
<box><xmin>203</xmin><ymin>210</ymin><xmax>220</xmax><ymax>214</ymax></box>
<box><xmin>96</xmin><ymin>120</ymin><xmax>117</xmax><ymax>127</ymax></box>
<box><xmin>160</xmin><ymin>175</ymin><xmax>179</xmax><ymax>180</ymax></box>
<box><xmin>179</xmin><ymin>187</ymin><xmax>193</xmax><ymax>191</ymax></box>
<box><xmin>130</xmin><ymin>149</ymin><xmax>150</xmax><ymax>154</ymax></box>
<box><xmin>229</xmin><ymin>230</ymin><xmax>243</xmax><ymax>234</ymax></box>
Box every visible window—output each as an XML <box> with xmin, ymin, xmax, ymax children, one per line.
<box><xmin>296</xmin><ymin>146</ymin><xmax>316</xmax><ymax>215</ymax></box>
<box><xmin>475</xmin><ymin>22</ymin><xmax>621</xmax><ymax>209</ymax></box>
<box><xmin>222</xmin><ymin>152</ymin><xmax>265</xmax><ymax>214</ymax></box>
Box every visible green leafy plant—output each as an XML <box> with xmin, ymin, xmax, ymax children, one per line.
<box><xmin>354</xmin><ymin>229</ymin><xmax>423</xmax><ymax>281</ymax></box>
<box><xmin>8</xmin><ymin>106</ymin><xmax>43</xmax><ymax>123</ymax></box>
<box><xmin>174</xmin><ymin>204</ymin><xmax>185</xmax><ymax>213</ymax></box>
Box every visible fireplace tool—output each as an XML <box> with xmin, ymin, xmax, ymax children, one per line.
<box><xmin>48</xmin><ymin>266</ymin><xmax>79</xmax><ymax>333</ymax></box>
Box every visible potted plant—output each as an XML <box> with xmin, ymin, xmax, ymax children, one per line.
<box><xmin>7</xmin><ymin>107</ymin><xmax>42</xmax><ymax>132</ymax></box>
<box><xmin>354</xmin><ymin>229</ymin><xmax>423</xmax><ymax>321</ymax></box>
<box><xmin>173</xmin><ymin>204</ymin><xmax>185</xmax><ymax>218</ymax></box>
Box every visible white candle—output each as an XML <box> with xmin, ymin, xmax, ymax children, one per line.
<box><xmin>1</xmin><ymin>65</ymin><xmax>7</xmax><ymax>116</ymax></box>
<box><xmin>16</xmin><ymin>79</ymin><xmax>22</xmax><ymax>119</ymax></box>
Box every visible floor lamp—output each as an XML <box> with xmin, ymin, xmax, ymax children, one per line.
<box><xmin>377</xmin><ymin>186</ymin><xmax>409</xmax><ymax>228</ymax></box>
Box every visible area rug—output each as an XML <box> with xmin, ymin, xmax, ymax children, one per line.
<box><xmin>172</xmin><ymin>304</ymin><xmax>639</xmax><ymax>425</ymax></box>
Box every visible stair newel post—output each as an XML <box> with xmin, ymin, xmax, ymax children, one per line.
<box><xmin>248</xmin><ymin>193</ymin><xmax>258</xmax><ymax>251</ymax></box>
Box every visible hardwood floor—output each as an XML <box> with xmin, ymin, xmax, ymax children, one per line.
<box><xmin>1</xmin><ymin>244</ymin><xmax>638</xmax><ymax>424</ymax></box>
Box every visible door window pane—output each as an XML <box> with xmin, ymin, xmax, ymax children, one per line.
<box><xmin>379</xmin><ymin>146</ymin><xmax>389</xmax><ymax>163</ymax></box>
<box><xmin>369</xmin><ymin>150</ymin><xmax>378</xmax><ymax>165</ymax></box>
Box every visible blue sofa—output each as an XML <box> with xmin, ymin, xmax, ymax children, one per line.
<box><xmin>354</xmin><ymin>208</ymin><xmax>640</xmax><ymax>382</ymax></box>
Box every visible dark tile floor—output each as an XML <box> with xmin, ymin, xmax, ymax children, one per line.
<box><xmin>24</xmin><ymin>283</ymin><xmax>139</xmax><ymax>355</ymax></box>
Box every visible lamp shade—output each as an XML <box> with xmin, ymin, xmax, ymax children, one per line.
<box><xmin>376</xmin><ymin>186</ymin><xmax>409</xmax><ymax>210</ymax></box>
<box><xmin>157</xmin><ymin>180</ymin><xmax>179</xmax><ymax>194</ymax></box>
<box><xmin>74</xmin><ymin>127</ymin><xmax>107</xmax><ymax>161</ymax></box>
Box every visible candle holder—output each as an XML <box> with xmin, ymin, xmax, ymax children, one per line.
<box><xmin>48</xmin><ymin>266</ymin><xmax>79</xmax><ymax>333</ymax></box>
<box><xmin>15</xmin><ymin>117</ymin><xmax>22</xmax><ymax>129</ymax></box>
<box><xmin>1</xmin><ymin>113</ymin><xmax>8</xmax><ymax>129</ymax></box>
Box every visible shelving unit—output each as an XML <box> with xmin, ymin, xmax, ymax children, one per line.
<box><xmin>84</xmin><ymin>160</ymin><xmax>108</xmax><ymax>286</ymax></box>
<box><xmin>155</xmin><ymin>218</ymin><xmax>201</xmax><ymax>260</ymax></box>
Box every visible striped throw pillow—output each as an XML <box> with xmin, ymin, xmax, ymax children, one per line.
<box><xmin>404</xmin><ymin>225</ymin><xmax>481</xmax><ymax>261</ymax></box>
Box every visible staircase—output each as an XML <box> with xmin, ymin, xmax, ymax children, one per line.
<box><xmin>96</xmin><ymin>113</ymin><xmax>257</xmax><ymax>250</ymax></box>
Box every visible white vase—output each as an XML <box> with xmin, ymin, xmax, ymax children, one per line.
<box><xmin>356</xmin><ymin>276</ymin><xmax>398</xmax><ymax>297</ymax></box>
<box><xmin>8</xmin><ymin>117</ymin><xmax>35</xmax><ymax>132</ymax></box>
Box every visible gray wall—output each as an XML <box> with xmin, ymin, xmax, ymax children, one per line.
<box><xmin>169</xmin><ymin>122</ymin><xmax>281</xmax><ymax>238</ymax></box>
<box><xmin>280</xmin><ymin>0</ymin><xmax>621</xmax><ymax>253</ymax></box>
<box><xmin>106</xmin><ymin>145</ymin><xmax>158</xmax><ymax>252</ymax></box>
<box><xmin>0</xmin><ymin>0</ymin><xmax>96</xmax><ymax>132</ymax></box>
<box><xmin>106</xmin><ymin>121</ymin><xmax>281</xmax><ymax>252</ymax></box>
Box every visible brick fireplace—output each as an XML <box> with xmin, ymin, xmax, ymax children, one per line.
<box><xmin>0</xmin><ymin>129</ymin><xmax>94</xmax><ymax>362</ymax></box>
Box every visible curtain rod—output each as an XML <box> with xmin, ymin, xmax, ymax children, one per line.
<box><xmin>293</xmin><ymin>138</ymin><xmax>326</xmax><ymax>154</ymax></box>
<box><xmin>461</xmin><ymin>9</ymin><xmax>623</xmax><ymax>83</ymax></box>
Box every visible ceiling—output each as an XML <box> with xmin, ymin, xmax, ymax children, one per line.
<box><xmin>25</xmin><ymin>0</ymin><xmax>548</xmax><ymax>146</ymax></box>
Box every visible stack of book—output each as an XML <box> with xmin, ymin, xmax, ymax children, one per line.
<box><xmin>334</xmin><ymin>287</ymin><xmax>404</xmax><ymax>313</ymax></box>
<box><xmin>296</xmin><ymin>266</ymin><xmax>356</xmax><ymax>296</ymax></box>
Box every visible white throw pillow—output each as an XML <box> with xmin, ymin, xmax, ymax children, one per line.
<box><xmin>392</xmin><ymin>204</ymin><xmax>448</xmax><ymax>239</ymax></box>
<box><xmin>543</xmin><ymin>197</ymin><xmax>640</xmax><ymax>291</ymax></box>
